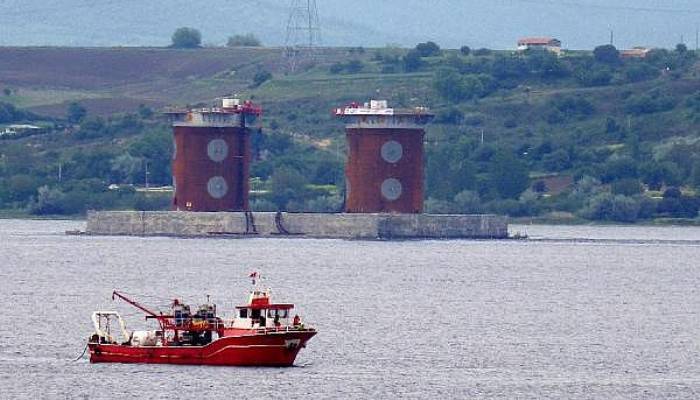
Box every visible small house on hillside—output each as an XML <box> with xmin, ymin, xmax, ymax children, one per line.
<box><xmin>0</xmin><ymin>124</ymin><xmax>42</xmax><ymax>138</ymax></box>
<box><xmin>517</xmin><ymin>37</ymin><xmax>562</xmax><ymax>55</ymax></box>
<box><xmin>621</xmin><ymin>47</ymin><xmax>652</xmax><ymax>59</ymax></box>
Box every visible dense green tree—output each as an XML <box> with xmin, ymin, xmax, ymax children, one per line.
<box><xmin>433</xmin><ymin>68</ymin><xmax>464</xmax><ymax>102</ymax></box>
<box><xmin>657</xmin><ymin>188</ymin><xmax>699</xmax><ymax>218</ymax></box>
<box><xmin>28</xmin><ymin>185</ymin><xmax>66</xmax><ymax>215</ymax></box>
<box><xmin>403</xmin><ymin>49</ymin><xmax>423</xmax><ymax>72</ymax></box>
<box><xmin>434</xmin><ymin>106</ymin><xmax>464</xmax><ymax>124</ymax></box>
<box><xmin>415</xmin><ymin>41</ymin><xmax>441</xmax><ymax>57</ymax></box>
<box><xmin>625</xmin><ymin>92</ymin><xmax>677</xmax><ymax>115</ymax></box>
<box><xmin>473</xmin><ymin>48</ymin><xmax>491</xmax><ymax>56</ymax></box>
<box><xmin>623</xmin><ymin>62</ymin><xmax>660</xmax><ymax>83</ymax></box>
<box><xmin>489</xmin><ymin>150</ymin><xmax>529</xmax><ymax>199</ymax></box>
<box><xmin>640</xmin><ymin>161</ymin><xmax>681</xmax><ymax>190</ymax></box>
<box><xmin>67</xmin><ymin>102</ymin><xmax>87</xmax><ymax>124</ymax></box>
<box><xmin>611</xmin><ymin>178</ymin><xmax>642</xmax><ymax>196</ymax></box>
<box><xmin>581</xmin><ymin>193</ymin><xmax>640</xmax><ymax>222</ymax></box>
<box><xmin>691</xmin><ymin>160</ymin><xmax>700</xmax><ymax>189</ymax></box>
<box><xmin>593</xmin><ymin>44</ymin><xmax>620</xmax><ymax>64</ymax></box>
<box><xmin>460</xmin><ymin>46</ymin><xmax>471</xmax><ymax>56</ymax></box>
<box><xmin>6</xmin><ymin>174</ymin><xmax>41</xmax><ymax>203</ymax></box>
<box><xmin>576</xmin><ymin>64</ymin><xmax>613</xmax><ymax>87</ymax></box>
<box><xmin>111</xmin><ymin>153</ymin><xmax>143</xmax><ymax>184</ymax></box>
<box><xmin>453</xmin><ymin>190</ymin><xmax>481</xmax><ymax>214</ymax></box>
<box><xmin>543</xmin><ymin>149</ymin><xmax>571</xmax><ymax>171</ymax></box>
<box><xmin>227</xmin><ymin>33</ymin><xmax>262</xmax><ymax>47</ymax></box>
<box><xmin>600</xmin><ymin>156</ymin><xmax>638</xmax><ymax>183</ymax></box>
<box><xmin>526</xmin><ymin>51</ymin><xmax>569</xmax><ymax>79</ymax></box>
<box><xmin>171</xmin><ymin>27</ymin><xmax>202</xmax><ymax>49</ymax></box>
<box><xmin>270</xmin><ymin>166</ymin><xmax>309</xmax><ymax>209</ymax></box>
<box><xmin>137</xmin><ymin>104</ymin><xmax>153</xmax><ymax>119</ymax></box>
<box><xmin>128</xmin><ymin>129</ymin><xmax>171</xmax><ymax>185</ymax></box>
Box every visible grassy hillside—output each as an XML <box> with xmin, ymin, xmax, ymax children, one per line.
<box><xmin>1</xmin><ymin>44</ymin><xmax>699</xmax><ymax>222</ymax></box>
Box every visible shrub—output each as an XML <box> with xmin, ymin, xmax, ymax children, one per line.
<box><xmin>611</xmin><ymin>178</ymin><xmax>642</xmax><ymax>196</ymax></box>
<box><xmin>434</xmin><ymin>107</ymin><xmax>464</xmax><ymax>125</ymax></box>
<box><xmin>329</xmin><ymin>60</ymin><xmax>364</xmax><ymax>74</ymax></box>
<box><xmin>473</xmin><ymin>48</ymin><xmax>491</xmax><ymax>56</ymax></box>
<box><xmin>576</xmin><ymin>65</ymin><xmax>613</xmax><ymax>86</ymax></box>
<box><xmin>581</xmin><ymin>193</ymin><xmax>640</xmax><ymax>222</ymax></box>
<box><xmin>624</xmin><ymin>92</ymin><xmax>676</xmax><ymax>115</ymax></box>
<box><xmin>623</xmin><ymin>62</ymin><xmax>660</xmax><ymax>83</ymax></box>
<box><xmin>453</xmin><ymin>190</ymin><xmax>481</xmax><ymax>214</ymax></box>
<box><xmin>460</xmin><ymin>46</ymin><xmax>471</xmax><ymax>56</ymax></box>
<box><xmin>425</xmin><ymin>197</ymin><xmax>453</xmax><ymax>214</ymax></box>
<box><xmin>252</xmin><ymin>70</ymin><xmax>272</xmax><ymax>87</ymax></box>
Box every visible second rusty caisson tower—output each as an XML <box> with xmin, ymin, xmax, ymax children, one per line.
<box><xmin>335</xmin><ymin>100</ymin><xmax>433</xmax><ymax>213</ymax></box>
<box><xmin>166</xmin><ymin>99</ymin><xmax>261</xmax><ymax>212</ymax></box>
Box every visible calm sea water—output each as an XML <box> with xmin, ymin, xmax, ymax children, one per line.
<box><xmin>1</xmin><ymin>219</ymin><xmax>699</xmax><ymax>399</ymax></box>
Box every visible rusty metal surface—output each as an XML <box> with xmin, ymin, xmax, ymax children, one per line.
<box><xmin>172</xmin><ymin>126</ymin><xmax>250</xmax><ymax>212</ymax></box>
<box><xmin>345</xmin><ymin>128</ymin><xmax>424</xmax><ymax>214</ymax></box>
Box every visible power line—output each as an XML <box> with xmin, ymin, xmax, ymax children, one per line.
<box><xmin>284</xmin><ymin>0</ymin><xmax>321</xmax><ymax>72</ymax></box>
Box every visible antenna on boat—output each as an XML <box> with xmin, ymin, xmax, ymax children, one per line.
<box><xmin>249</xmin><ymin>271</ymin><xmax>259</xmax><ymax>286</ymax></box>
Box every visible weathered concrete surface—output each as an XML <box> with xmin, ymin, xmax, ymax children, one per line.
<box><xmin>86</xmin><ymin>211</ymin><xmax>508</xmax><ymax>239</ymax></box>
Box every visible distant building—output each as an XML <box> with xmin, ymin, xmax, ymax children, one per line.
<box><xmin>621</xmin><ymin>47</ymin><xmax>652</xmax><ymax>59</ymax></box>
<box><xmin>0</xmin><ymin>124</ymin><xmax>42</xmax><ymax>138</ymax></box>
<box><xmin>517</xmin><ymin>37</ymin><xmax>562</xmax><ymax>55</ymax></box>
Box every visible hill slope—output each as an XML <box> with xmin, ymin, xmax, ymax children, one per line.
<box><xmin>1</xmin><ymin>45</ymin><xmax>699</xmax><ymax>222</ymax></box>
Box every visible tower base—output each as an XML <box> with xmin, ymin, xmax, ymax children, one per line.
<box><xmin>85</xmin><ymin>211</ymin><xmax>508</xmax><ymax>240</ymax></box>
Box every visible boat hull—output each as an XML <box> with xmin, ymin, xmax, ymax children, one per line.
<box><xmin>89</xmin><ymin>330</ymin><xmax>316</xmax><ymax>366</ymax></box>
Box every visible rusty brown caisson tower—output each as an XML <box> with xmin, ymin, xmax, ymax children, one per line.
<box><xmin>166</xmin><ymin>99</ymin><xmax>262</xmax><ymax>212</ymax></box>
<box><xmin>335</xmin><ymin>100</ymin><xmax>434</xmax><ymax>213</ymax></box>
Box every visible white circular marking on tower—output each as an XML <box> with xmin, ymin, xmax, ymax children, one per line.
<box><xmin>381</xmin><ymin>178</ymin><xmax>402</xmax><ymax>201</ymax></box>
<box><xmin>380</xmin><ymin>140</ymin><xmax>403</xmax><ymax>163</ymax></box>
<box><xmin>207</xmin><ymin>176</ymin><xmax>228</xmax><ymax>199</ymax></box>
<box><xmin>207</xmin><ymin>139</ymin><xmax>228</xmax><ymax>162</ymax></box>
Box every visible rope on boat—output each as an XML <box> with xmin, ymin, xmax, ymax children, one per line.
<box><xmin>72</xmin><ymin>341</ymin><xmax>88</xmax><ymax>362</ymax></box>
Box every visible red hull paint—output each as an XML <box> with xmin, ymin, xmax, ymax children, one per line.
<box><xmin>89</xmin><ymin>330</ymin><xmax>315</xmax><ymax>367</ymax></box>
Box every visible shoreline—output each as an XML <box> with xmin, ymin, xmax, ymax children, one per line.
<box><xmin>1</xmin><ymin>212</ymin><xmax>699</xmax><ymax>227</ymax></box>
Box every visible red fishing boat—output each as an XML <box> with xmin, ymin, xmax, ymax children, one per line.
<box><xmin>87</xmin><ymin>275</ymin><xmax>316</xmax><ymax>366</ymax></box>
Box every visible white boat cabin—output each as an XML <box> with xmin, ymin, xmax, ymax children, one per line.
<box><xmin>230</xmin><ymin>289</ymin><xmax>297</xmax><ymax>329</ymax></box>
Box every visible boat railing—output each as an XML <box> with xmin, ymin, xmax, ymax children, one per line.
<box><xmin>255</xmin><ymin>325</ymin><xmax>314</xmax><ymax>334</ymax></box>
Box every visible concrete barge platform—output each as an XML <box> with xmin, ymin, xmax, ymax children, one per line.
<box><xmin>85</xmin><ymin>211</ymin><xmax>508</xmax><ymax>240</ymax></box>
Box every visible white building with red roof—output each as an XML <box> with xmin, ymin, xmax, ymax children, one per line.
<box><xmin>517</xmin><ymin>37</ymin><xmax>562</xmax><ymax>55</ymax></box>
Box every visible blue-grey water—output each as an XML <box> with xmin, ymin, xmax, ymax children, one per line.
<box><xmin>1</xmin><ymin>219</ymin><xmax>699</xmax><ymax>399</ymax></box>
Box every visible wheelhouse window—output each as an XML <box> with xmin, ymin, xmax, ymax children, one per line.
<box><xmin>239</xmin><ymin>309</ymin><xmax>248</xmax><ymax>318</ymax></box>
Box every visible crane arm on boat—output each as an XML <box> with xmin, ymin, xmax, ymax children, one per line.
<box><xmin>112</xmin><ymin>290</ymin><xmax>159</xmax><ymax>318</ymax></box>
